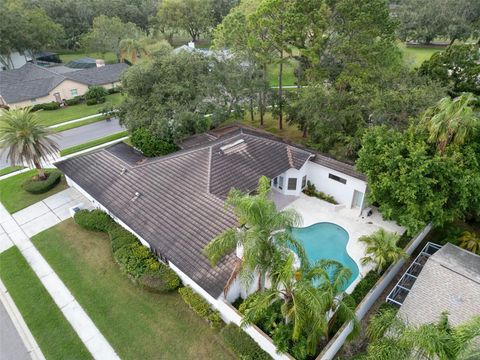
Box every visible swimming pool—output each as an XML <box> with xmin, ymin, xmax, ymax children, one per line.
<box><xmin>291</xmin><ymin>222</ymin><xmax>359</xmax><ymax>289</ymax></box>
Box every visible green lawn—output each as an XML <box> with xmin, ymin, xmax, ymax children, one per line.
<box><xmin>31</xmin><ymin>220</ymin><xmax>234</xmax><ymax>360</ymax></box>
<box><xmin>60</xmin><ymin>131</ymin><xmax>128</xmax><ymax>156</ymax></box>
<box><xmin>35</xmin><ymin>93</ymin><xmax>124</xmax><ymax>127</ymax></box>
<box><xmin>267</xmin><ymin>59</ymin><xmax>298</xmax><ymax>87</ymax></box>
<box><xmin>0</xmin><ymin>166</ymin><xmax>24</xmax><ymax>177</ymax></box>
<box><xmin>0</xmin><ymin>247</ymin><xmax>92</xmax><ymax>360</ymax></box>
<box><xmin>58</xmin><ymin>51</ymin><xmax>118</xmax><ymax>64</ymax></box>
<box><xmin>398</xmin><ymin>43</ymin><xmax>444</xmax><ymax>68</ymax></box>
<box><xmin>0</xmin><ymin>169</ymin><xmax>67</xmax><ymax>213</ymax></box>
<box><xmin>52</xmin><ymin>115</ymin><xmax>106</xmax><ymax>133</ymax></box>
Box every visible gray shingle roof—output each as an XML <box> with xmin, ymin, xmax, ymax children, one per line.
<box><xmin>0</xmin><ymin>63</ymin><xmax>127</xmax><ymax>104</ymax></box>
<box><xmin>398</xmin><ymin>243</ymin><xmax>480</xmax><ymax>327</ymax></box>
<box><xmin>55</xmin><ymin>129</ymin><xmax>314</xmax><ymax>297</ymax></box>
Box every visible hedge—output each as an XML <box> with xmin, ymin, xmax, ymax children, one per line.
<box><xmin>21</xmin><ymin>171</ymin><xmax>62</xmax><ymax>194</ymax></box>
<box><xmin>178</xmin><ymin>286</ymin><xmax>222</xmax><ymax>328</ymax></box>
<box><xmin>31</xmin><ymin>101</ymin><xmax>60</xmax><ymax>111</ymax></box>
<box><xmin>86</xmin><ymin>98</ymin><xmax>105</xmax><ymax>106</ymax></box>
<box><xmin>222</xmin><ymin>324</ymin><xmax>271</xmax><ymax>360</ymax></box>
<box><xmin>74</xmin><ymin>209</ymin><xmax>180</xmax><ymax>293</ymax></box>
<box><xmin>350</xmin><ymin>270</ymin><xmax>381</xmax><ymax>305</ymax></box>
<box><xmin>303</xmin><ymin>181</ymin><xmax>338</xmax><ymax>204</ymax></box>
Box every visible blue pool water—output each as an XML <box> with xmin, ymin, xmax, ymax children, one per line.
<box><xmin>291</xmin><ymin>222</ymin><xmax>359</xmax><ymax>289</ymax></box>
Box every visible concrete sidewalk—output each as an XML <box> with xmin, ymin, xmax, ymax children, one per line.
<box><xmin>0</xmin><ymin>189</ymin><xmax>119</xmax><ymax>360</ymax></box>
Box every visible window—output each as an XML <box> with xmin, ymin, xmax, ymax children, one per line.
<box><xmin>287</xmin><ymin>178</ymin><xmax>297</xmax><ymax>190</ymax></box>
<box><xmin>329</xmin><ymin>173</ymin><xmax>347</xmax><ymax>184</ymax></box>
<box><xmin>273</xmin><ymin>177</ymin><xmax>278</xmax><ymax>187</ymax></box>
<box><xmin>70</xmin><ymin>89</ymin><xmax>78</xmax><ymax>97</ymax></box>
<box><xmin>301</xmin><ymin>175</ymin><xmax>307</xmax><ymax>189</ymax></box>
<box><xmin>278</xmin><ymin>176</ymin><xmax>284</xmax><ymax>190</ymax></box>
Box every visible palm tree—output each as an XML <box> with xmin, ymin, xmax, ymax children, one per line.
<box><xmin>359</xmin><ymin>228</ymin><xmax>408</xmax><ymax>274</ymax></box>
<box><xmin>119</xmin><ymin>38</ymin><xmax>150</xmax><ymax>64</ymax></box>
<box><xmin>458</xmin><ymin>231</ymin><xmax>480</xmax><ymax>255</ymax></box>
<box><xmin>0</xmin><ymin>108</ymin><xmax>58</xmax><ymax>179</ymax></box>
<box><xmin>363</xmin><ymin>309</ymin><xmax>480</xmax><ymax>360</ymax></box>
<box><xmin>242</xmin><ymin>257</ymin><xmax>359</xmax><ymax>356</ymax></box>
<box><xmin>422</xmin><ymin>93</ymin><xmax>479</xmax><ymax>153</ymax></box>
<box><xmin>204</xmin><ymin>176</ymin><xmax>305</xmax><ymax>291</ymax></box>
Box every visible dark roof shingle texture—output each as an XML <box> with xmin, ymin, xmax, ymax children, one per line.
<box><xmin>56</xmin><ymin>129</ymin><xmax>313</xmax><ymax>297</ymax></box>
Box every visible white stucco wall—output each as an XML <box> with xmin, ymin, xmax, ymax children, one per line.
<box><xmin>306</xmin><ymin>162</ymin><xmax>367</xmax><ymax>212</ymax></box>
<box><xmin>271</xmin><ymin>161</ymin><xmax>309</xmax><ymax>196</ymax></box>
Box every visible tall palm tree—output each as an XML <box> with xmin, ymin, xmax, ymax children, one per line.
<box><xmin>242</xmin><ymin>256</ymin><xmax>359</xmax><ymax>356</ymax></box>
<box><xmin>204</xmin><ymin>176</ymin><xmax>305</xmax><ymax>290</ymax></box>
<box><xmin>359</xmin><ymin>228</ymin><xmax>408</xmax><ymax>274</ymax></box>
<box><xmin>0</xmin><ymin>108</ymin><xmax>58</xmax><ymax>179</ymax></box>
<box><xmin>458</xmin><ymin>231</ymin><xmax>480</xmax><ymax>255</ymax></box>
<box><xmin>363</xmin><ymin>309</ymin><xmax>480</xmax><ymax>360</ymax></box>
<box><xmin>422</xmin><ymin>93</ymin><xmax>479</xmax><ymax>153</ymax></box>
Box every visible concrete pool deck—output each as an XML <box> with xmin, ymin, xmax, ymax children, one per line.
<box><xmin>285</xmin><ymin>194</ymin><xmax>405</xmax><ymax>291</ymax></box>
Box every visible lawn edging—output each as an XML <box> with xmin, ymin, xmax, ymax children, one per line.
<box><xmin>0</xmin><ymin>247</ymin><xmax>92</xmax><ymax>360</ymax></box>
<box><xmin>60</xmin><ymin>131</ymin><xmax>128</xmax><ymax>156</ymax></box>
<box><xmin>315</xmin><ymin>223</ymin><xmax>432</xmax><ymax>360</ymax></box>
<box><xmin>0</xmin><ymin>277</ymin><xmax>45</xmax><ymax>360</ymax></box>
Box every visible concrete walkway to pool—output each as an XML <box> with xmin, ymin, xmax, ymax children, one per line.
<box><xmin>286</xmin><ymin>193</ymin><xmax>405</xmax><ymax>291</ymax></box>
<box><xmin>0</xmin><ymin>190</ymin><xmax>119</xmax><ymax>360</ymax></box>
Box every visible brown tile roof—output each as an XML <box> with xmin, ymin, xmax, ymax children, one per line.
<box><xmin>56</xmin><ymin>129</ymin><xmax>313</xmax><ymax>297</ymax></box>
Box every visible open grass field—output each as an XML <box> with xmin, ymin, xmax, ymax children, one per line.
<box><xmin>34</xmin><ymin>93</ymin><xmax>124</xmax><ymax>127</ymax></box>
<box><xmin>267</xmin><ymin>59</ymin><xmax>298</xmax><ymax>87</ymax></box>
<box><xmin>0</xmin><ymin>169</ymin><xmax>68</xmax><ymax>214</ymax></box>
<box><xmin>398</xmin><ymin>43</ymin><xmax>444</xmax><ymax>68</ymax></box>
<box><xmin>0</xmin><ymin>246</ymin><xmax>92</xmax><ymax>360</ymax></box>
<box><xmin>59</xmin><ymin>131</ymin><xmax>128</xmax><ymax>156</ymax></box>
<box><xmin>31</xmin><ymin>220</ymin><xmax>234</xmax><ymax>360</ymax></box>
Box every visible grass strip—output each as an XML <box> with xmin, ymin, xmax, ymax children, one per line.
<box><xmin>35</xmin><ymin>93</ymin><xmax>123</xmax><ymax>127</ymax></box>
<box><xmin>0</xmin><ymin>247</ymin><xmax>92</xmax><ymax>360</ymax></box>
<box><xmin>31</xmin><ymin>220</ymin><xmax>233</xmax><ymax>360</ymax></box>
<box><xmin>51</xmin><ymin>115</ymin><xmax>106</xmax><ymax>133</ymax></box>
<box><xmin>60</xmin><ymin>131</ymin><xmax>128</xmax><ymax>156</ymax></box>
<box><xmin>0</xmin><ymin>169</ymin><xmax>67</xmax><ymax>214</ymax></box>
<box><xmin>0</xmin><ymin>166</ymin><xmax>24</xmax><ymax>177</ymax></box>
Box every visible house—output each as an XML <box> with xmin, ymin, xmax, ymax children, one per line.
<box><xmin>0</xmin><ymin>62</ymin><xmax>128</xmax><ymax>108</ymax></box>
<box><xmin>397</xmin><ymin>243</ymin><xmax>480</xmax><ymax>327</ymax></box>
<box><xmin>55</xmin><ymin>125</ymin><xmax>367</xmax><ymax>300</ymax></box>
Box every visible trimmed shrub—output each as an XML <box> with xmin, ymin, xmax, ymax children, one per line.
<box><xmin>86</xmin><ymin>99</ymin><xmax>97</xmax><ymax>106</ymax></box>
<box><xmin>107</xmin><ymin>87</ymin><xmax>121</xmax><ymax>94</ymax></box>
<box><xmin>21</xmin><ymin>170</ymin><xmax>62</xmax><ymax>194</ymax></box>
<box><xmin>222</xmin><ymin>323</ymin><xmax>271</xmax><ymax>360</ymax></box>
<box><xmin>350</xmin><ymin>271</ymin><xmax>381</xmax><ymax>305</ymax></box>
<box><xmin>109</xmin><ymin>226</ymin><xmax>137</xmax><ymax>253</ymax></box>
<box><xmin>130</xmin><ymin>128</ymin><xmax>178</xmax><ymax>157</ymax></box>
<box><xmin>138</xmin><ymin>266</ymin><xmax>181</xmax><ymax>293</ymax></box>
<box><xmin>303</xmin><ymin>181</ymin><xmax>338</xmax><ymax>204</ymax></box>
<box><xmin>65</xmin><ymin>97</ymin><xmax>81</xmax><ymax>106</ymax></box>
<box><xmin>74</xmin><ymin>209</ymin><xmax>114</xmax><ymax>232</ymax></box>
<box><xmin>42</xmin><ymin>101</ymin><xmax>61</xmax><ymax>110</ymax></box>
<box><xmin>114</xmin><ymin>241</ymin><xmax>153</xmax><ymax>277</ymax></box>
<box><xmin>178</xmin><ymin>286</ymin><xmax>223</xmax><ymax>328</ymax></box>
<box><xmin>85</xmin><ymin>85</ymin><xmax>108</xmax><ymax>100</ymax></box>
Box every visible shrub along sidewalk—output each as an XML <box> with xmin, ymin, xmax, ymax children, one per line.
<box><xmin>31</xmin><ymin>219</ymin><xmax>234</xmax><ymax>360</ymax></box>
<box><xmin>0</xmin><ymin>246</ymin><xmax>92</xmax><ymax>360</ymax></box>
<box><xmin>0</xmin><ymin>169</ymin><xmax>67</xmax><ymax>213</ymax></box>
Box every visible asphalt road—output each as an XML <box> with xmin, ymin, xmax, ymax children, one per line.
<box><xmin>0</xmin><ymin>118</ymin><xmax>124</xmax><ymax>170</ymax></box>
<box><xmin>0</xmin><ymin>300</ymin><xmax>30</xmax><ymax>360</ymax></box>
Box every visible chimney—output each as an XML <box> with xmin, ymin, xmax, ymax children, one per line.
<box><xmin>188</xmin><ymin>41</ymin><xmax>195</xmax><ymax>49</ymax></box>
<box><xmin>96</xmin><ymin>59</ymin><xmax>105</xmax><ymax>68</ymax></box>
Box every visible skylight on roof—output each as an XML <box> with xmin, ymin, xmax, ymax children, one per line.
<box><xmin>220</xmin><ymin>139</ymin><xmax>244</xmax><ymax>153</ymax></box>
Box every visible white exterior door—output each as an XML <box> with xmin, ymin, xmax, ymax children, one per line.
<box><xmin>352</xmin><ymin>190</ymin><xmax>364</xmax><ymax>208</ymax></box>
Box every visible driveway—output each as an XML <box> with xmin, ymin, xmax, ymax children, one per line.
<box><xmin>0</xmin><ymin>119</ymin><xmax>124</xmax><ymax>170</ymax></box>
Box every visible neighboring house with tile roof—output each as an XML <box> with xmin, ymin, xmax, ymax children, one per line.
<box><xmin>56</xmin><ymin>125</ymin><xmax>368</xmax><ymax>302</ymax></box>
<box><xmin>0</xmin><ymin>62</ymin><xmax>128</xmax><ymax>108</ymax></box>
<box><xmin>398</xmin><ymin>243</ymin><xmax>480</xmax><ymax>327</ymax></box>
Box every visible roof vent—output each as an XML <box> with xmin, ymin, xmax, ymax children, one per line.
<box><xmin>220</xmin><ymin>139</ymin><xmax>244</xmax><ymax>153</ymax></box>
<box><xmin>131</xmin><ymin>191</ymin><xmax>141</xmax><ymax>202</ymax></box>
<box><xmin>120</xmin><ymin>167</ymin><xmax>127</xmax><ymax>175</ymax></box>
